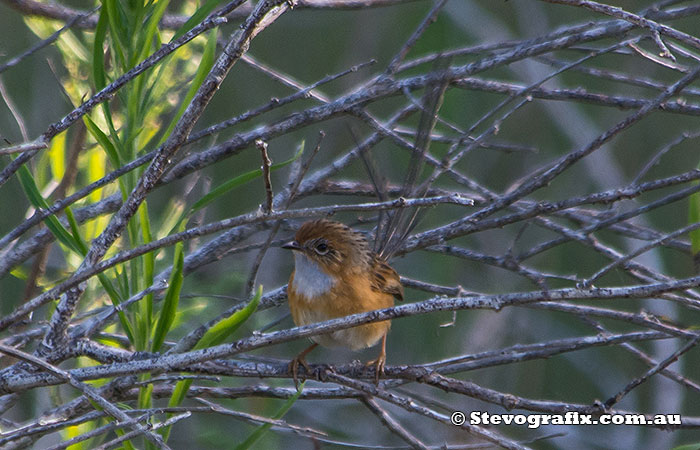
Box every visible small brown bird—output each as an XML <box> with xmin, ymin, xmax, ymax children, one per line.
<box><xmin>283</xmin><ymin>219</ymin><xmax>403</xmax><ymax>384</ymax></box>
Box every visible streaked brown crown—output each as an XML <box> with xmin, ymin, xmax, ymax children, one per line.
<box><xmin>286</xmin><ymin>219</ymin><xmax>404</xmax><ymax>301</ymax></box>
<box><xmin>290</xmin><ymin>219</ymin><xmax>372</xmax><ymax>272</ymax></box>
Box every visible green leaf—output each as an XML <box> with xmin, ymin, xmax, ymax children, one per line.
<box><xmin>84</xmin><ymin>115</ymin><xmax>122</xmax><ymax>168</ymax></box>
<box><xmin>167</xmin><ymin>377</ymin><xmax>190</xmax><ymax>412</ymax></box>
<box><xmin>690</xmin><ymin>191</ymin><xmax>700</xmax><ymax>256</ymax></box>
<box><xmin>140</xmin><ymin>202</ymin><xmax>155</xmax><ymax>300</ymax></box>
<box><xmin>10</xmin><ymin>267</ymin><xmax>28</xmax><ymax>281</ymax></box>
<box><xmin>137</xmin><ymin>201</ymin><xmax>155</xmax><ymax>352</ymax></box>
<box><xmin>64</xmin><ymin>207</ymin><xmax>133</xmax><ymax>341</ymax></box>
<box><xmin>91</xmin><ymin>9</ymin><xmax>123</xmax><ymax>165</ymax></box>
<box><xmin>167</xmin><ymin>286</ymin><xmax>262</xmax><ymax>408</ymax></box>
<box><xmin>171</xmin><ymin>0</ymin><xmax>223</xmax><ymax>41</ymax></box>
<box><xmin>135</xmin><ymin>0</ymin><xmax>170</xmax><ymax>65</ymax></box>
<box><xmin>63</xmin><ymin>207</ymin><xmax>89</xmax><ymax>255</ymax></box>
<box><xmin>195</xmin><ymin>285</ymin><xmax>261</xmax><ymax>350</ymax></box>
<box><xmin>118</xmin><ymin>264</ymin><xmax>130</xmax><ymax>299</ymax></box>
<box><xmin>151</xmin><ymin>231</ymin><xmax>185</xmax><ymax>352</ymax></box>
<box><xmin>103</xmin><ymin>0</ymin><xmax>129</xmax><ymax>71</ymax></box>
<box><xmin>92</xmin><ymin>8</ymin><xmax>109</xmax><ymax>92</ymax></box>
<box><xmin>157</xmin><ymin>28</ymin><xmax>218</xmax><ymax>146</ymax></box>
<box><xmin>16</xmin><ymin>163</ymin><xmax>80</xmax><ymax>254</ymax></box>
<box><xmin>189</xmin><ymin>146</ymin><xmax>304</xmax><ymax>214</ymax></box>
<box><xmin>138</xmin><ymin>380</ymin><xmax>154</xmax><ymax>411</ymax></box>
<box><xmin>159</xmin><ymin>286</ymin><xmax>261</xmax><ymax>442</ymax></box>
<box><xmin>235</xmin><ymin>382</ymin><xmax>304</xmax><ymax>450</ymax></box>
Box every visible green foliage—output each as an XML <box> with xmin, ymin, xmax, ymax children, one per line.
<box><xmin>152</xmin><ymin>229</ymin><xmax>185</xmax><ymax>352</ymax></box>
<box><xmin>673</xmin><ymin>443</ymin><xmax>700</xmax><ymax>450</ymax></box>
<box><xmin>158</xmin><ymin>28</ymin><xmax>218</xmax><ymax>146</ymax></box>
<box><xmin>172</xmin><ymin>0</ymin><xmax>223</xmax><ymax>40</ymax></box>
<box><xmin>16</xmin><ymin>161</ymin><xmax>80</xmax><ymax>254</ymax></box>
<box><xmin>194</xmin><ymin>285</ymin><xmax>262</xmax><ymax>351</ymax></box>
<box><xmin>19</xmin><ymin>1</ymin><xmax>249</xmax><ymax>447</ymax></box>
<box><xmin>188</xmin><ymin>145</ymin><xmax>304</xmax><ymax>216</ymax></box>
<box><xmin>160</xmin><ymin>286</ymin><xmax>262</xmax><ymax>443</ymax></box>
<box><xmin>167</xmin><ymin>286</ymin><xmax>262</xmax><ymax>409</ymax></box>
<box><xmin>689</xmin><ymin>191</ymin><xmax>700</xmax><ymax>257</ymax></box>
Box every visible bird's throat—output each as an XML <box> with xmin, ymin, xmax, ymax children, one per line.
<box><xmin>292</xmin><ymin>252</ymin><xmax>335</xmax><ymax>300</ymax></box>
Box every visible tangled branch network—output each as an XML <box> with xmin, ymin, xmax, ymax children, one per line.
<box><xmin>0</xmin><ymin>0</ymin><xmax>700</xmax><ymax>449</ymax></box>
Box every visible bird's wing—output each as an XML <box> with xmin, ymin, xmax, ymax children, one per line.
<box><xmin>370</xmin><ymin>256</ymin><xmax>404</xmax><ymax>301</ymax></box>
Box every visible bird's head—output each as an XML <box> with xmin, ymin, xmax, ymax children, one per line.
<box><xmin>282</xmin><ymin>219</ymin><xmax>371</xmax><ymax>275</ymax></box>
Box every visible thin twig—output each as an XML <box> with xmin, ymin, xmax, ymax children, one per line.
<box><xmin>604</xmin><ymin>335</ymin><xmax>700</xmax><ymax>408</ymax></box>
<box><xmin>361</xmin><ymin>396</ymin><xmax>431</xmax><ymax>450</ymax></box>
<box><xmin>0</xmin><ymin>343</ymin><xmax>168</xmax><ymax>449</ymax></box>
<box><xmin>256</xmin><ymin>139</ymin><xmax>274</xmax><ymax>213</ymax></box>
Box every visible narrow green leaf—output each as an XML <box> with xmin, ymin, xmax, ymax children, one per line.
<box><xmin>118</xmin><ymin>265</ymin><xmax>130</xmax><ymax>299</ymax></box>
<box><xmin>161</xmin><ymin>285</ymin><xmax>262</xmax><ymax>442</ymax></box>
<box><xmin>138</xmin><ymin>201</ymin><xmax>155</xmax><ymax>351</ymax></box>
<box><xmin>84</xmin><ymin>115</ymin><xmax>122</xmax><ymax>168</ymax></box>
<box><xmin>10</xmin><ymin>267</ymin><xmax>28</xmax><ymax>280</ymax></box>
<box><xmin>158</xmin><ymin>28</ymin><xmax>218</xmax><ymax>146</ymax></box>
<box><xmin>63</xmin><ymin>207</ymin><xmax>89</xmax><ymax>255</ymax></box>
<box><xmin>194</xmin><ymin>285</ymin><xmax>261</xmax><ymax>350</ymax></box>
<box><xmin>104</xmin><ymin>0</ymin><xmax>128</xmax><ymax>71</ymax></box>
<box><xmin>138</xmin><ymin>381</ymin><xmax>154</xmax><ymax>411</ymax></box>
<box><xmin>235</xmin><ymin>382</ymin><xmax>304</xmax><ymax>450</ymax></box>
<box><xmin>690</xmin><ymin>191</ymin><xmax>700</xmax><ymax>256</ymax></box>
<box><xmin>167</xmin><ymin>377</ymin><xmax>190</xmax><ymax>411</ymax></box>
<box><xmin>16</xmin><ymin>163</ymin><xmax>80</xmax><ymax>254</ymax></box>
<box><xmin>171</xmin><ymin>0</ymin><xmax>223</xmax><ymax>41</ymax></box>
<box><xmin>169</xmin><ymin>286</ymin><xmax>261</xmax><ymax>403</ymax></box>
<box><xmin>135</xmin><ymin>0</ymin><xmax>170</xmax><ymax>64</ymax></box>
<box><xmin>65</xmin><ymin>207</ymin><xmax>133</xmax><ymax>341</ymax></box>
<box><xmin>91</xmin><ymin>9</ymin><xmax>123</xmax><ymax>165</ymax></box>
<box><xmin>151</xmin><ymin>234</ymin><xmax>185</xmax><ymax>352</ymax></box>
<box><xmin>138</xmin><ymin>57</ymin><xmax>167</xmax><ymax>121</ymax></box>
<box><xmin>35</xmin><ymin>149</ymin><xmax>52</xmax><ymax>190</ymax></box>
<box><xmin>92</xmin><ymin>8</ymin><xmax>109</xmax><ymax>92</ymax></box>
<box><xmin>189</xmin><ymin>146</ymin><xmax>304</xmax><ymax>214</ymax></box>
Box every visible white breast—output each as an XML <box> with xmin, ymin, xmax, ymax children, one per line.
<box><xmin>292</xmin><ymin>252</ymin><xmax>335</xmax><ymax>300</ymax></box>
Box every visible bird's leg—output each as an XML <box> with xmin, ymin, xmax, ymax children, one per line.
<box><xmin>364</xmin><ymin>334</ymin><xmax>387</xmax><ymax>384</ymax></box>
<box><xmin>288</xmin><ymin>342</ymin><xmax>318</xmax><ymax>388</ymax></box>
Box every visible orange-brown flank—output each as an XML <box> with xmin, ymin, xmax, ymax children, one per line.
<box><xmin>283</xmin><ymin>219</ymin><xmax>403</xmax><ymax>382</ymax></box>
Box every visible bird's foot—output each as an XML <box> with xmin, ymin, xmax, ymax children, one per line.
<box><xmin>288</xmin><ymin>355</ymin><xmax>312</xmax><ymax>390</ymax></box>
<box><xmin>364</xmin><ymin>352</ymin><xmax>386</xmax><ymax>385</ymax></box>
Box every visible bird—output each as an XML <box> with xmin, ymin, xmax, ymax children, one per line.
<box><xmin>283</xmin><ymin>219</ymin><xmax>404</xmax><ymax>385</ymax></box>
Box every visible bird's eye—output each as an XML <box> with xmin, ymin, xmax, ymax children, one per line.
<box><xmin>314</xmin><ymin>241</ymin><xmax>329</xmax><ymax>255</ymax></box>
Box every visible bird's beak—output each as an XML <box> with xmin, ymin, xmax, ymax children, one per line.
<box><xmin>282</xmin><ymin>240</ymin><xmax>301</xmax><ymax>251</ymax></box>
